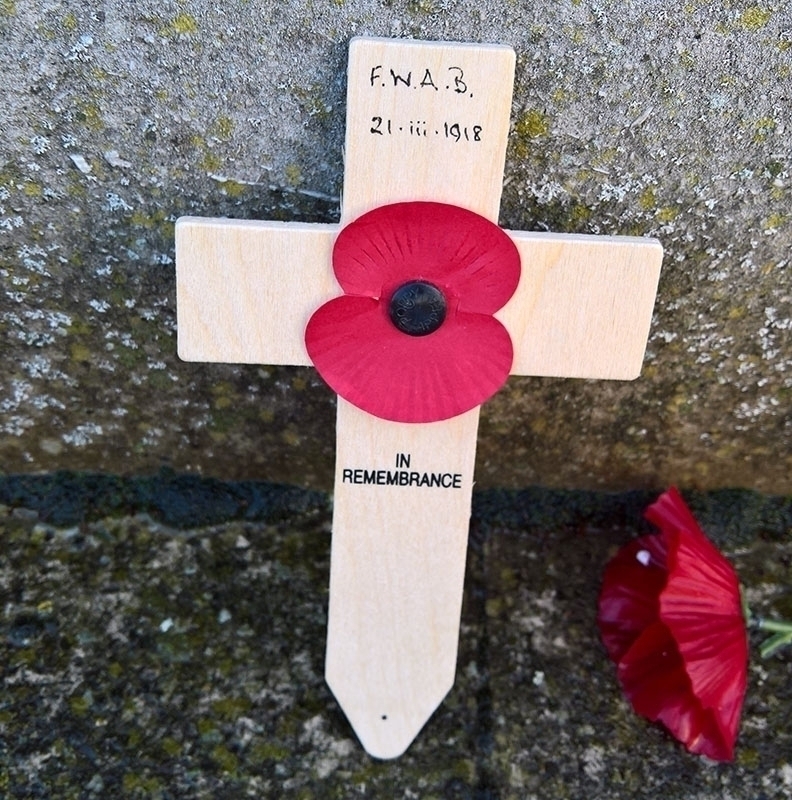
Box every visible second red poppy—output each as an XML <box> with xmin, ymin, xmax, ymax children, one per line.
<box><xmin>598</xmin><ymin>488</ymin><xmax>749</xmax><ymax>761</ymax></box>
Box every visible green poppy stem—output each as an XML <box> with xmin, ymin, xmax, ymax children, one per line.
<box><xmin>755</xmin><ymin>618</ymin><xmax>792</xmax><ymax>635</ymax></box>
<box><xmin>749</xmin><ymin>616</ymin><xmax>792</xmax><ymax>659</ymax></box>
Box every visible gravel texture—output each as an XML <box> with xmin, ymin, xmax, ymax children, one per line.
<box><xmin>1</xmin><ymin>480</ymin><xmax>792</xmax><ymax>798</ymax></box>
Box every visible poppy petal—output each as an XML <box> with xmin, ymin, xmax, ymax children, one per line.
<box><xmin>617</xmin><ymin>621</ymin><xmax>735</xmax><ymax>761</ymax></box>
<box><xmin>647</xmin><ymin>489</ymin><xmax>748</xmax><ymax>751</ymax></box>
<box><xmin>305</xmin><ymin>297</ymin><xmax>513</xmax><ymax>423</ymax></box>
<box><xmin>332</xmin><ymin>202</ymin><xmax>521</xmax><ymax>314</ymax></box>
<box><xmin>598</xmin><ymin>533</ymin><xmax>669</xmax><ymax>663</ymax></box>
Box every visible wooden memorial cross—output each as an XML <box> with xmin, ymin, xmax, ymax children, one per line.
<box><xmin>176</xmin><ymin>37</ymin><xmax>662</xmax><ymax>759</ymax></box>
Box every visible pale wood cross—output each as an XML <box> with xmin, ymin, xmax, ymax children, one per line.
<box><xmin>176</xmin><ymin>37</ymin><xmax>662</xmax><ymax>759</ymax></box>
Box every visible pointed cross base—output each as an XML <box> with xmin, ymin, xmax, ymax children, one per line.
<box><xmin>176</xmin><ymin>36</ymin><xmax>662</xmax><ymax>758</ymax></box>
<box><xmin>327</xmin><ymin>401</ymin><xmax>480</xmax><ymax>758</ymax></box>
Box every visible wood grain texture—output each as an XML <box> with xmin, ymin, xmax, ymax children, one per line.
<box><xmin>326</xmin><ymin>399</ymin><xmax>481</xmax><ymax>759</ymax></box>
<box><xmin>322</xmin><ymin>38</ymin><xmax>519</xmax><ymax>758</ymax></box>
<box><xmin>498</xmin><ymin>232</ymin><xmax>663</xmax><ymax>379</ymax></box>
<box><xmin>175</xmin><ymin>217</ymin><xmax>339</xmax><ymax>366</ymax></box>
<box><xmin>341</xmin><ymin>37</ymin><xmax>515</xmax><ymax>224</ymax></box>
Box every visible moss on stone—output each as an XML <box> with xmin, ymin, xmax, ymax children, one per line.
<box><xmin>211</xmin><ymin>116</ymin><xmax>235</xmax><ymax>140</ymax></box>
<box><xmin>199</xmin><ymin>151</ymin><xmax>223</xmax><ymax>172</ymax></box>
<box><xmin>408</xmin><ymin>0</ymin><xmax>437</xmax><ymax>13</ymax></box>
<box><xmin>161</xmin><ymin>13</ymin><xmax>199</xmax><ymax>37</ymax></box>
<box><xmin>739</xmin><ymin>7</ymin><xmax>772</xmax><ymax>31</ymax></box>
<box><xmin>512</xmin><ymin>109</ymin><xmax>550</xmax><ymax>158</ymax></box>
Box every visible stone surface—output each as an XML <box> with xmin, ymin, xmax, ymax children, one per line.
<box><xmin>1</xmin><ymin>482</ymin><xmax>791</xmax><ymax>798</ymax></box>
<box><xmin>1</xmin><ymin>2</ymin><xmax>791</xmax><ymax>492</ymax></box>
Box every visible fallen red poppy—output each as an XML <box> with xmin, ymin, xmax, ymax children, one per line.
<box><xmin>304</xmin><ymin>201</ymin><xmax>521</xmax><ymax>423</ymax></box>
<box><xmin>598</xmin><ymin>487</ymin><xmax>748</xmax><ymax>761</ymax></box>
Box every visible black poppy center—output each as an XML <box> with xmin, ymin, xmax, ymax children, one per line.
<box><xmin>388</xmin><ymin>281</ymin><xmax>447</xmax><ymax>336</ymax></box>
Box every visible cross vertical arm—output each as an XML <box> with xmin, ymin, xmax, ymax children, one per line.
<box><xmin>321</xmin><ymin>37</ymin><xmax>519</xmax><ymax>758</ymax></box>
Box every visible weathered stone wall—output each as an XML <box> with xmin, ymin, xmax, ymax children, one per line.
<box><xmin>1</xmin><ymin>1</ymin><xmax>790</xmax><ymax>492</ymax></box>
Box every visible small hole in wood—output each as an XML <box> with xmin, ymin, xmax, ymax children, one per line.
<box><xmin>381</xmin><ymin>714</ymin><xmax>388</xmax><ymax>721</ymax></box>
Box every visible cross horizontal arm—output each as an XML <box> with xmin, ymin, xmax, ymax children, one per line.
<box><xmin>175</xmin><ymin>217</ymin><xmax>339</xmax><ymax>366</ymax></box>
<box><xmin>498</xmin><ymin>232</ymin><xmax>663</xmax><ymax>379</ymax></box>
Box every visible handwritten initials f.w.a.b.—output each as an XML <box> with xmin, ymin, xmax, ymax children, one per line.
<box><xmin>369</xmin><ymin>64</ymin><xmax>470</xmax><ymax>95</ymax></box>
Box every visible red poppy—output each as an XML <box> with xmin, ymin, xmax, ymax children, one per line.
<box><xmin>304</xmin><ymin>201</ymin><xmax>521</xmax><ymax>423</ymax></box>
<box><xmin>598</xmin><ymin>487</ymin><xmax>748</xmax><ymax>761</ymax></box>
